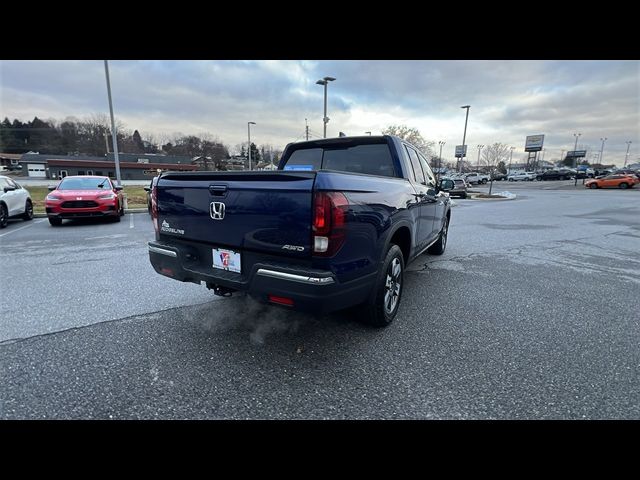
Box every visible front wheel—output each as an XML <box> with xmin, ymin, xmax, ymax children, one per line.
<box><xmin>428</xmin><ymin>215</ymin><xmax>449</xmax><ymax>255</ymax></box>
<box><xmin>0</xmin><ymin>204</ymin><xmax>8</xmax><ymax>228</ymax></box>
<box><xmin>590</xmin><ymin>183</ymin><xmax>598</xmax><ymax>189</ymax></box>
<box><xmin>22</xmin><ymin>199</ymin><xmax>33</xmax><ymax>221</ymax></box>
<box><xmin>362</xmin><ymin>244</ymin><xmax>405</xmax><ymax>328</ymax></box>
<box><xmin>48</xmin><ymin>217</ymin><xmax>62</xmax><ymax>226</ymax></box>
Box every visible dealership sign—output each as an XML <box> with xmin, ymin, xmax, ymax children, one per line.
<box><xmin>525</xmin><ymin>135</ymin><xmax>545</xmax><ymax>152</ymax></box>
<box><xmin>565</xmin><ymin>150</ymin><xmax>587</xmax><ymax>158</ymax></box>
<box><xmin>455</xmin><ymin>145</ymin><xmax>468</xmax><ymax>158</ymax></box>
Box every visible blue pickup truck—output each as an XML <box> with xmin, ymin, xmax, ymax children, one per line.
<box><xmin>148</xmin><ymin>135</ymin><xmax>453</xmax><ymax>326</ymax></box>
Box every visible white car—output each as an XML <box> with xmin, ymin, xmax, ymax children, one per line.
<box><xmin>0</xmin><ymin>175</ymin><xmax>34</xmax><ymax>228</ymax></box>
<box><xmin>507</xmin><ymin>171</ymin><xmax>536</xmax><ymax>181</ymax></box>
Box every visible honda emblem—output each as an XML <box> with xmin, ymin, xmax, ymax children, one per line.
<box><xmin>210</xmin><ymin>202</ymin><xmax>226</xmax><ymax>220</ymax></box>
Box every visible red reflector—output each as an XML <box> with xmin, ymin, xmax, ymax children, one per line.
<box><xmin>268</xmin><ymin>295</ymin><xmax>294</xmax><ymax>306</ymax></box>
<box><xmin>160</xmin><ymin>267</ymin><xmax>174</xmax><ymax>276</ymax></box>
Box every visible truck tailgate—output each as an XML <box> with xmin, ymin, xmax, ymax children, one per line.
<box><xmin>156</xmin><ymin>171</ymin><xmax>316</xmax><ymax>257</ymax></box>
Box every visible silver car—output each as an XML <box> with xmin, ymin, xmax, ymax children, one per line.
<box><xmin>0</xmin><ymin>175</ymin><xmax>34</xmax><ymax>228</ymax></box>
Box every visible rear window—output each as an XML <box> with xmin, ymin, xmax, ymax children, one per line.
<box><xmin>284</xmin><ymin>144</ymin><xmax>397</xmax><ymax>177</ymax></box>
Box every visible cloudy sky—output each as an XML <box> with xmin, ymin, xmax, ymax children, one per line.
<box><xmin>1</xmin><ymin>60</ymin><xmax>638</xmax><ymax>165</ymax></box>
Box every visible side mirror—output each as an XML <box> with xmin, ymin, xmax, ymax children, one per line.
<box><xmin>48</xmin><ymin>185</ymin><xmax>56</xmax><ymax>191</ymax></box>
<box><xmin>143</xmin><ymin>187</ymin><xmax>150</xmax><ymax>192</ymax></box>
<box><xmin>115</xmin><ymin>186</ymin><xmax>123</xmax><ymax>191</ymax></box>
<box><xmin>439</xmin><ymin>179</ymin><xmax>454</xmax><ymax>191</ymax></box>
<box><xmin>3</xmin><ymin>186</ymin><xmax>16</xmax><ymax>193</ymax></box>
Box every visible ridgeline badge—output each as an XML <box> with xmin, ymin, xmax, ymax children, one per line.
<box><xmin>161</xmin><ymin>219</ymin><xmax>184</xmax><ymax>235</ymax></box>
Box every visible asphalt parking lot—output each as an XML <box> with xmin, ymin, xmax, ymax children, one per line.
<box><xmin>1</xmin><ymin>185</ymin><xmax>639</xmax><ymax>419</ymax></box>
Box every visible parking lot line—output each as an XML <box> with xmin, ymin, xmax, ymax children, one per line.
<box><xmin>0</xmin><ymin>219</ymin><xmax>46</xmax><ymax>238</ymax></box>
<box><xmin>129</xmin><ymin>214</ymin><xmax>134</xmax><ymax>229</ymax></box>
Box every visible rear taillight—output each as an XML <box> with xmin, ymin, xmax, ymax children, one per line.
<box><xmin>312</xmin><ymin>191</ymin><xmax>348</xmax><ymax>257</ymax></box>
<box><xmin>151</xmin><ymin>185</ymin><xmax>159</xmax><ymax>234</ymax></box>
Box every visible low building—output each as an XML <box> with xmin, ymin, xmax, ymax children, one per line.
<box><xmin>17</xmin><ymin>152</ymin><xmax>197</xmax><ymax>179</ymax></box>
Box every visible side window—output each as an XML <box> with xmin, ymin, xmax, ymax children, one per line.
<box><xmin>0</xmin><ymin>178</ymin><xmax>8</xmax><ymax>190</ymax></box>
<box><xmin>404</xmin><ymin>145</ymin><xmax>425</xmax><ymax>185</ymax></box>
<box><xmin>6</xmin><ymin>178</ymin><xmax>19</xmax><ymax>189</ymax></box>
<box><xmin>418</xmin><ymin>153</ymin><xmax>436</xmax><ymax>187</ymax></box>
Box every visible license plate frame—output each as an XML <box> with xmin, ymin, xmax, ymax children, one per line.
<box><xmin>212</xmin><ymin>247</ymin><xmax>241</xmax><ymax>274</ymax></box>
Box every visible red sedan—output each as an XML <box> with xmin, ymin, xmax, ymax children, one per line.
<box><xmin>45</xmin><ymin>175</ymin><xmax>124</xmax><ymax>226</ymax></box>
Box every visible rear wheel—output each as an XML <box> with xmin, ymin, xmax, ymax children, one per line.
<box><xmin>428</xmin><ymin>215</ymin><xmax>449</xmax><ymax>255</ymax></box>
<box><xmin>48</xmin><ymin>217</ymin><xmax>62</xmax><ymax>226</ymax></box>
<box><xmin>22</xmin><ymin>199</ymin><xmax>33</xmax><ymax>220</ymax></box>
<box><xmin>619</xmin><ymin>182</ymin><xmax>629</xmax><ymax>189</ymax></box>
<box><xmin>362</xmin><ymin>244</ymin><xmax>404</xmax><ymax>328</ymax></box>
<box><xmin>0</xmin><ymin>203</ymin><xmax>7</xmax><ymax>228</ymax></box>
<box><xmin>589</xmin><ymin>183</ymin><xmax>598</xmax><ymax>189</ymax></box>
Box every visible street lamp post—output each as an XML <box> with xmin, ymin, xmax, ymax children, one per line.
<box><xmin>438</xmin><ymin>141</ymin><xmax>445</xmax><ymax>182</ymax></box>
<box><xmin>509</xmin><ymin>146</ymin><xmax>515</xmax><ymax>175</ymax></box>
<box><xmin>573</xmin><ymin>133</ymin><xmax>582</xmax><ymax>186</ymax></box>
<box><xmin>103</xmin><ymin>60</ymin><xmax>122</xmax><ymax>187</ymax></box>
<box><xmin>459</xmin><ymin>105</ymin><xmax>470</xmax><ymax>172</ymax></box>
<box><xmin>599</xmin><ymin>137</ymin><xmax>607</xmax><ymax>167</ymax></box>
<box><xmin>624</xmin><ymin>141</ymin><xmax>632</xmax><ymax>167</ymax></box>
<box><xmin>316</xmin><ymin>76</ymin><xmax>336</xmax><ymax>138</ymax></box>
<box><xmin>247</xmin><ymin>122</ymin><xmax>256</xmax><ymax>171</ymax></box>
<box><xmin>476</xmin><ymin>144</ymin><xmax>484</xmax><ymax>176</ymax></box>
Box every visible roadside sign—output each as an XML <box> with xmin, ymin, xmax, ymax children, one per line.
<box><xmin>525</xmin><ymin>135</ymin><xmax>545</xmax><ymax>152</ymax></box>
<box><xmin>566</xmin><ymin>150</ymin><xmax>587</xmax><ymax>158</ymax></box>
<box><xmin>455</xmin><ymin>145</ymin><xmax>467</xmax><ymax>158</ymax></box>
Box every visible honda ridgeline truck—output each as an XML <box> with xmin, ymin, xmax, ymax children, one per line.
<box><xmin>148</xmin><ymin>135</ymin><xmax>453</xmax><ymax>326</ymax></box>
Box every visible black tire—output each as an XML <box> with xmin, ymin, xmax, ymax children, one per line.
<box><xmin>0</xmin><ymin>203</ymin><xmax>7</xmax><ymax>229</ymax></box>
<box><xmin>428</xmin><ymin>215</ymin><xmax>449</xmax><ymax>255</ymax></box>
<box><xmin>119</xmin><ymin>201</ymin><xmax>125</xmax><ymax>216</ymax></box>
<box><xmin>22</xmin><ymin>199</ymin><xmax>33</xmax><ymax>221</ymax></box>
<box><xmin>589</xmin><ymin>183</ymin><xmax>598</xmax><ymax>189</ymax></box>
<box><xmin>619</xmin><ymin>182</ymin><xmax>628</xmax><ymax>189</ymax></box>
<box><xmin>482</xmin><ymin>179</ymin><xmax>487</xmax><ymax>184</ymax></box>
<box><xmin>461</xmin><ymin>192</ymin><xmax>467</xmax><ymax>199</ymax></box>
<box><xmin>112</xmin><ymin>213</ymin><xmax>121</xmax><ymax>222</ymax></box>
<box><xmin>362</xmin><ymin>244</ymin><xmax>405</xmax><ymax>327</ymax></box>
<box><xmin>48</xmin><ymin>217</ymin><xmax>62</xmax><ymax>226</ymax></box>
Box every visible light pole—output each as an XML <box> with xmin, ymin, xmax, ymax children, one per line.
<box><xmin>103</xmin><ymin>60</ymin><xmax>122</xmax><ymax>187</ymax></box>
<box><xmin>438</xmin><ymin>141</ymin><xmax>445</xmax><ymax>181</ymax></box>
<box><xmin>509</xmin><ymin>146</ymin><xmax>515</xmax><ymax>175</ymax></box>
<box><xmin>624</xmin><ymin>141</ymin><xmax>632</xmax><ymax>167</ymax></box>
<box><xmin>247</xmin><ymin>122</ymin><xmax>256</xmax><ymax>170</ymax></box>
<box><xmin>476</xmin><ymin>144</ymin><xmax>484</xmax><ymax>175</ymax></box>
<box><xmin>459</xmin><ymin>105</ymin><xmax>470</xmax><ymax>172</ymax></box>
<box><xmin>599</xmin><ymin>137</ymin><xmax>607</xmax><ymax>167</ymax></box>
<box><xmin>573</xmin><ymin>133</ymin><xmax>581</xmax><ymax>186</ymax></box>
<box><xmin>316</xmin><ymin>76</ymin><xmax>336</xmax><ymax>138</ymax></box>
<box><xmin>560</xmin><ymin>149</ymin><xmax>565</xmax><ymax>166</ymax></box>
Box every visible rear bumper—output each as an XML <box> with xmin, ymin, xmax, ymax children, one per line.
<box><xmin>148</xmin><ymin>241</ymin><xmax>376</xmax><ymax>314</ymax></box>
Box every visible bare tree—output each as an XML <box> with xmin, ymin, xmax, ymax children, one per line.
<box><xmin>382</xmin><ymin>125</ymin><xmax>435</xmax><ymax>157</ymax></box>
<box><xmin>481</xmin><ymin>143</ymin><xmax>511</xmax><ymax>194</ymax></box>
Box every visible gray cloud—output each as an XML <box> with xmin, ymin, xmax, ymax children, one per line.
<box><xmin>1</xmin><ymin>60</ymin><xmax>638</xmax><ymax>165</ymax></box>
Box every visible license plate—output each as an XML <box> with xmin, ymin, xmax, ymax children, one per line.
<box><xmin>212</xmin><ymin>247</ymin><xmax>241</xmax><ymax>273</ymax></box>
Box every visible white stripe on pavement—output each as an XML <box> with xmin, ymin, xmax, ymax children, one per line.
<box><xmin>0</xmin><ymin>218</ymin><xmax>46</xmax><ymax>237</ymax></box>
<box><xmin>129</xmin><ymin>213</ymin><xmax>134</xmax><ymax>229</ymax></box>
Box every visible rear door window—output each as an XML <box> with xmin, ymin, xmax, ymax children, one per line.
<box><xmin>284</xmin><ymin>143</ymin><xmax>397</xmax><ymax>178</ymax></box>
<box><xmin>404</xmin><ymin>145</ymin><xmax>425</xmax><ymax>185</ymax></box>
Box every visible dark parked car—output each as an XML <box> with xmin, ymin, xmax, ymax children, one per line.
<box><xmin>536</xmin><ymin>169</ymin><xmax>574</xmax><ymax>181</ymax></box>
